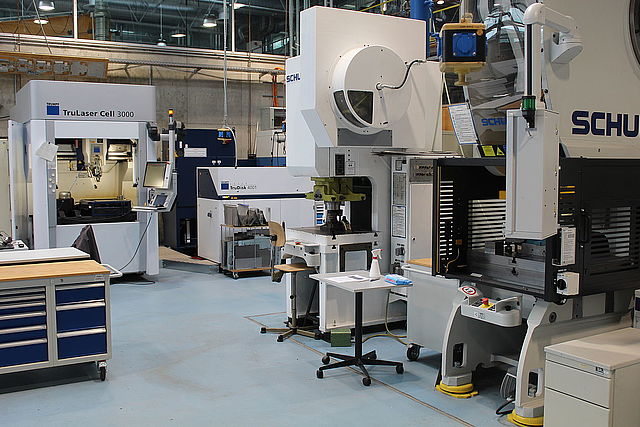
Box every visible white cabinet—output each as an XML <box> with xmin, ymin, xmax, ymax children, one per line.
<box><xmin>544</xmin><ymin>328</ymin><xmax>640</xmax><ymax>427</ymax></box>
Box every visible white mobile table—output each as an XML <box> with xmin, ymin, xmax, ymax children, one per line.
<box><xmin>309</xmin><ymin>270</ymin><xmax>412</xmax><ymax>386</ymax></box>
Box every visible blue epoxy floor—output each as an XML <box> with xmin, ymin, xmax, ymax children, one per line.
<box><xmin>0</xmin><ymin>268</ymin><xmax>509</xmax><ymax>426</ymax></box>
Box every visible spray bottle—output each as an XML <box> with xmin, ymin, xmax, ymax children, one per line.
<box><xmin>369</xmin><ymin>249</ymin><xmax>382</xmax><ymax>279</ymax></box>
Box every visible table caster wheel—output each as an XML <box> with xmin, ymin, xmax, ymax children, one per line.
<box><xmin>396</xmin><ymin>364</ymin><xmax>404</xmax><ymax>374</ymax></box>
<box><xmin>316</xmin><ymin>370</ymin><xmax>323</xmax><ymax>379</ymax></box>
<box><xmin>233</xmin><ymin>273</ymin><xmax>239</xmax><ymax>280</ymax></box>
<box><xmin>322</xmin><ymin>355</ymin><xmax>330</xmax><ymax>364</ymax></box>
<box><xmin>362</xmin><ymin>377</ymin><xmax>371</xmax><ymax>386</ymax></box>
<box><xmin>260</xmin><ymin>327</ymin><xmax>267</xmax><ymax>334</ymax></box>
<box><xmin>277</xmin><ymin>335</ymin><xmax>284</xmax><ymax>342</ymax></box>
<box><xmin>407</xmin><ymin>344</ymin><xmax>421</xmax><ymax>361</ymax></box>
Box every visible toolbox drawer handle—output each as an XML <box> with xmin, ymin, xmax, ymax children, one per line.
<box><xmin>0</xmin><ymin>301</ymin><xmax>46</xmax><ymax>311</ymax></box>
<box><xmin>0</xmin><ymin>311</ymin><xmax>46</xmax><ymax>321</ymax></box>
<box><xmin>0</xmin><ymin>338</ymin><xmax>47</xmax><ymax>349</ymax></box>
<box><xmin>0</xmin><ymin>294</ymin><xmax>46</xmax><ymax>304</ymax></box>
<box><xmin>0</xmin><ymin>287</ymin><xmax>46</xmax><ymax>297</ymax></box>
<box><xmin>57</xmin><ymin>327</ymin><xmax>107</xmax><ymax>338</ymax></box>
<box><xmin>56</xmin><ymin>283</ymin><xmax>105</xmax><ymax>291</ymax></box>
<box><xmin>0</xmin><ymin>325</ymin><xmax>46</xmax><ymax>335</ymax></box>
<box><xmin>56</xmin><ymin>301</ymin><xmax>105</xmax><ymax>311</ymax></box>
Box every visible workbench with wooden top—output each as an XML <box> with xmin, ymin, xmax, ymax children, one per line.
<box><xmin>0</xmin><ymin>259</ymin><xmax>111</xmax><ymax>380</ymax></box>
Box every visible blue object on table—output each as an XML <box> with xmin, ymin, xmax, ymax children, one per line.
<box><xmin>384</xmin><ymin>274</ymin><xmax>413</xmax><ymax>285</ymax></box>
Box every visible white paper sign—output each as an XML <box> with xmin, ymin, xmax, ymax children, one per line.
<box><xmin>184</xmin><ymin>147</ymin><xmax>207</xmax><ymax>158</ymax></box>
<box><xmin>448</xmin><ymin>103</ymin><xmax>479</xmax><ymax>145</ymax></box>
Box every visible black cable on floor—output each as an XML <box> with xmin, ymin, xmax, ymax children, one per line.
<box><xmin>496</xmin><ymin>399</ymin><xmax>514</xmax><ymax>416</ymax></box>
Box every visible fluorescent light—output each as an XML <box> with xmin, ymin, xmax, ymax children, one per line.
<box><xmin>171</xmin><ymin>30</ymin><xmax>187</xmax><ymax>38</ymax></box>
<box><xmin>38</xmin><ymin>0</ymin><xmax>55</xmax><ymax>11</ymax></box>
<box><xmin>437</xmin><ymin>0</ymin><xmax>445</xmax><ymax>4</ymax></box>
<box><xmin>234</xmin><ymin>2</ymin><xmax>246</xmax><ymax>9</ymax></box>
<box><xmin>34</xmin><ymin>18</ymin><xmax>49</xmax><ymax>24</ymax></box>
<box><xmin>203</xmin><ymin>15</ymin><xmax>217</xmax><ymax>28</ymax></box>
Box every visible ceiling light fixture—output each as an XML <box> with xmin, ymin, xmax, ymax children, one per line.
<box><xmin>34</xmin><ymin>18</ymin><xmax>49</xmax><ymax>24</ymax></box>
<box><xmin>437</xmin><ymin>0</ymin><xmax>445</xmax><ymax>4</ymax></box>
<box><xmin>203</xmin><ymin>15</ymin><xmax>217</xmax><ymax>28</ymax></box>
<box><xmin>171</xmin><ymin>29</ymin><xmax>187</xmax><ymax>38</ymax></box>
<box><xmin>156</xmin><ymin>38</ymin><xmax>167</xmax><ymax>47</ymax></box>
<box><xmin>38</xmin><ymin>0</ymin><xmax>55</xmax><ymax>11</ymax></box>
<box><xmin>234</xmin><ymin>2</ymin><xmax>246</xmax><ymax>9</ymax></box>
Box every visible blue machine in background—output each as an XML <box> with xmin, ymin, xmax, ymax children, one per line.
<box><xmin>162</xmin><ymin>129</ymin><xmax>236</xmax><ymax>253</ymax></box>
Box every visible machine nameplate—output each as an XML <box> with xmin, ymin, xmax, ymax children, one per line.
<box><xmin>559</xmin><ymin>227</ymin><xmax>576</xmax><ymax>266</ymax></box>
<box><xmin>391</xmin><ymin>205</ymin><xmax>406</xmax><ymax>238</ymax></box>
<box><xmin>408</xmin><ymin>159</ymin><xmax>434</xmax><ymax>183</ymax></box>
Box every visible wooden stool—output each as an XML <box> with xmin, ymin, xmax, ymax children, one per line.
<box><xmin>260</xmin><ymin>263</ymin><xmax>320</xmax><ymax>342</ymax></box>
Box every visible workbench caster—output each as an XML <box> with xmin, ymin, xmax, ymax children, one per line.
<box><xmin>362</xmin><ymin>377</ymin><xmax>371</xmax><ymax>387</ymax></box>
<box><xmin>322</xmin><ymin>355</ymin><xmax>330</xmax><ymax>364</ymax></box>
<box><xmin>232</xmin><ymin>272</ymin><xmax>239</xmax><ymax>280</ymax></box>
<box><xmin>260</xmin><ymin>327</ymin><xmax>267</xmax><ymax>334</ymax></box>
<box><xmin>97</xmin><ymin>361</ymin><xmax>107</xmax><ymax>381</ymax></box>
<box><xmin>316</xmin><ymin>369</ymin><xmax>323</xmax><ymax>379</ymax></box>
<box><xmin>396</xmin><ymin>364</ymin><xmax>404</xmax><ymax>374</ymax></box>
<box><xmin>407</xmin><ymin>344</ymin><xmax>421</xmax><ymax>361</ymax></box>
<box><xmin>277</xmin><ymin>335</ymin><xmax>284</xmax><ymax>342</ymax></box>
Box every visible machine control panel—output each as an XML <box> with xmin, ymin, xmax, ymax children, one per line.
<box><xmin>335</xmin><ymin>154</ymin><xmax>345</xmax><ymax>175</ymax></box>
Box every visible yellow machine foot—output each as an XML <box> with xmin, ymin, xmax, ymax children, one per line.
<box><xmin>435</xmin><ymin>381</ymin><xmax>479</xmax><ymax>398</ymax></box>
<box><xmin>507</xmin><ymin>411</ymin><xmax>543</xmax><ymax>427</ymax></box>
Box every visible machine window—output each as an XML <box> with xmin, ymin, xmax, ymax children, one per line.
<box><xmin>347</xmin><ymin>90</ymin><xmax>374</xmax><ymax>125</ymax></box>
<box><xmin>333</xmin><ymin>91</ymin><xmax>366</xmax><ymax>128</ymax></box>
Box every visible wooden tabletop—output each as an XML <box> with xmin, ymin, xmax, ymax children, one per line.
<box><xmin>0</xmin><ymin>260</ymin><xmax>109</xmax><ymax>283</ymax></box>
<box><xmin>407</xmin><ymin>258</ymin><xmax>432</xmax><ymax>268</ymax></box>
<box><xmin>274</xmin><ymin>263</ymin><xmax>314</xmax><ymax>273</ymax></box>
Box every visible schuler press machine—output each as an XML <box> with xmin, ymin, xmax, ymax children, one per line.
<box><xmin>431</xmin><ymin>1</ymin><xmax>640</xmax><ymax>425</ymax></box>
<box><xmin>283</xmin><ymin>6</ymin><xmax>443</xmax><ymax>332</ymax></box>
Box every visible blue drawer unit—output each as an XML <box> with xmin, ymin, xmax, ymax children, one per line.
<box><xmin>56</xmin><ymin>303</ymin><xmax>106</xmax><ymax>333</ymax></box>
<box><xmin>0</xmin><ymin>340</ymin><xmax>48</xmax><ymax>368</ymax></box>
<box><xmin>0</xmin><ymin>312</ymin><xmax>47</xmax><ymax>330</ymax></box>
<box><xmin>0</xmin><ymin>326</ymin><xmax>47</xmax><ymax>344</ymax></box>
<box><xmin>0</xmin><ymin>302</ymin><xmax>46</xmax><ymax>316</ymax></box>
<box><xmin>58</xmin><ymin>330</ymin><xmax>107</xmax><ymax>359</ymax></box>
<box><xmin>56</xmin><ymin>284</ymin><xmax>105</xmax><ymax>305</ymax></box>
<box><xmin>0</xmin><ymin>259</ymin><xmax>111</xmax><ymax>381</ymax></box>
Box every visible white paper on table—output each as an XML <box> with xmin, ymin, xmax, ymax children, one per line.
<box><xmin>331</xmin><ymin>274</ymin><xmax>368</xmax><ymax>283</ymax></box>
